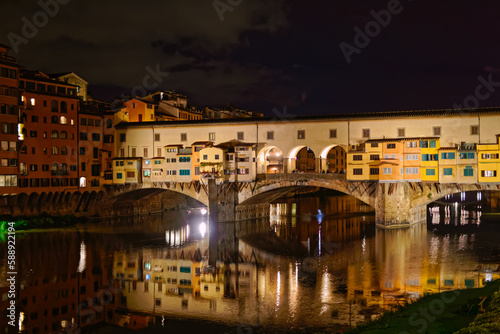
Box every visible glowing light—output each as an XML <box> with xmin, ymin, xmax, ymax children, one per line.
<box><xmin>200</xmin><ymin>208</ymin><xmax>207</xmax><ymax>215</ymax></box>
<box><xmin>19</xmin><ymin>312</ymin><xmax>24</xmax><ymax>331</ymax></box>
<box><xmin>146</xmin><ymin>274</ymin><xmax>151</xmax><ymax>281</ymax></box>
<box><xmin>77</xmin><ymin>241</ymin><xmax>86</xmax><ymax>273</ymax></box>
<box><xmin>199</xmin><ymin>222</ymin><xmax>206</xmax><ymax>238</ymax></box>
<box><xmin>276</xmin><ymin>270</ymin><xmax>281</xmax><ymax>309</ymax></box>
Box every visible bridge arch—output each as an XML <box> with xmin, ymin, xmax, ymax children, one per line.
<box><xmin>287</xmin><ymin>146</ymin><xmax>317</xmax><ymax>173</ymax></box>
<box><xmin>239</xmin><ymin>178</ymin><xmax>375</xmax><ymax>208</ymax></box>
<box><xmin>319</xmin><ymin>144</ymin><xmax>347</xmax><ymax>173</ymax></box>
<box><xmin>257</xmin><ymin>145</ymin><xmax>284</xmax><ymax>174</ymax></box>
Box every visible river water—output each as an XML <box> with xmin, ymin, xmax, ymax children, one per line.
<box><xmin>0</xmin><ymin>190</ymin><xmax>499</xmax><ymax>333</ymax></box>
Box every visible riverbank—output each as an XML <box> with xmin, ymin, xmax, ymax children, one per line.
<box><xmin>0</xmin><ymin>213</ymin><xmax>88</xmax><ymax>233</ymax></box>
<box><xmin>349</xmin><ymin>279</ymin><xmax>500</xmax><ymax>333</ymax></box>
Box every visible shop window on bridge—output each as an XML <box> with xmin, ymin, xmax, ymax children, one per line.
<box><xmin>441</xmin><ymin>152</ymin><xmax>455</xmax><ymax>159</ymax></box>
<box><xmin>406</xmin><ymin>141</ymin><xmax>417</xmax><ymax>148</ymax></box>
<box><xmin>464</xmin><ymin>166</ymin><xmax>474</xmax><ymax>177</ymax></box>
<box><xmin>425</xmin><ymin>169</ymin><xmax>436</xmax><ymax>176</ymax></box>
<box><xmin>144</xmin><ymin>169</ymin><xmax>151</xmax><ymax>177</ymax></box>
<box><xmin>460</xmin><ymin>152</ymin><xmax>475</xmax><ymax>159</ymax></box>
<box><xmin>427</xmin><ymin>279</ymin><xmax>436</xmax><ymax>285</ymax></box>
<box><xmin>179</xmin><ymin>170</ymin><xmax>190</xmax><ymax>176</ymax></box>
<box><xmin>387</xmin><ymin>143</ymin><xmax>396</xmax><ymax>149</ymax></box>
<box><xmin>353</xmin><ymin>155</ymin><xmax>362</xmax><ymax>161</ymax></box>
<box><xmin>482</xmin><ymin>170</ymin><xmax>497</xmax><ymax>177</ymax></box>
<box><xmin>115</xmin><ymin>161</ymin><xmax>124</xmax><ymax>167</ymax></box>
<box><xmin>420</xmin><ymin>141</ymin><xmax>428</xmax><ymax>148</ymax></box>
<box><xmin>126</xmin><ymin>171</ymin><xmax>135</xmax><ymax>178</ymax></box>
<box><xmin>443</xmin><ymin>168</ymin><xmax>453</xmax><ymax>176</ymax></box>
<box><xmin>382</xmin><ymin>168</ymin><xmax>392</xmax><ymax>175</ymax></box>
<box><xmin>179</xmin><ymin>267</ymin><xmax>191</xmax><ymax>273</ymax></box>
<box><xmin>116</xmin><ymin>173</ymin><xmax>123</xmax><ymax>179</ymax></box>
<box><xmin>370</xmin><ymin>168</ymin><xmax>379</xmax><ymax>175</ymax></box>
<box><xmin>353</xmin><ymin>168</ymin><xmax>363</xmax><ymax>175</ymax></box>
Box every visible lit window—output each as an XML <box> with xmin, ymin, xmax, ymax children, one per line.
<box><xmin>30</xmin><ymin>98</ymin><xmax>35</xmax><ymax>106</ymax></box>
<box><xmin>79</xmin><ymin>177</ymin><xmax>86</xmax><ymax>187</ymax></box>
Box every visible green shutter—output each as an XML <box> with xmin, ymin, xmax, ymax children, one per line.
<box><xmin>430</xmin><ymin>140</ymin><xmax>436</xmax><ymax>148</ymax></box>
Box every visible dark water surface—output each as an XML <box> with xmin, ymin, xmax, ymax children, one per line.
<box><xmin>1</xmin><ymin>190</ymin><xmax>499</xmax><ymax>333</ymax></box>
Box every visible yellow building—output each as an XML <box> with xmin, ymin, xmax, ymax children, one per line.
<box><xmin>477</xmin><ymin>134</ymin><xmax>500</xmax><ymax>183</ymax></box>
<box><xmin>347</xmin><ymin>141</ymin><xmax>382</xmax><ymax>181</ymax></box>
<box><xmin>457</xmin><ymin>143</ymin><xmax>478</xmax><ymax>183</ymax></box>
<box><xmin>420</xmin><ymin>138</ymin><xmax>440</xmax><ymax>182</ymax></box>
<box><xmin>438</xmin><ymin>147</ymin><xmax>457</xmax><ymax>183</ymax></box>
<box><xmin>112</xmin><ymin>157</ymin><xmax>142</xmax><ymax>184</ymax></box>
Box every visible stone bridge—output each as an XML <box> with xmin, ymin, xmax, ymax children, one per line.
<box><xmin>2</xmin><ymin>174</ymin><xmax>498</xmax><ymax>228</ymax></box>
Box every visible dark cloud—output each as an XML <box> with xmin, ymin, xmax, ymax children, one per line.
<box><xmin>2</xmin><ymin>0</ymin><xmax>500</xmax><ymax>116</ymax></box>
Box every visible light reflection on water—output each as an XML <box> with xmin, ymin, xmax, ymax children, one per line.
<box><xmin>0</xmin><ymin>191</ymin><xmax>499</xmax><ymax>333</ymax></box>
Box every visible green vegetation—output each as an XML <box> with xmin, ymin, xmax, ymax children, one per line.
<box><xmin>0</xmin><ymin>213</ymin><xmax>87</xmax><ymax>233</ymax></box>
<box><xmin>349</xmin><ymin>280</ymin><xmax>500</xmax><ymax>334</ymax></box>
<box><xmin>455</xmin><ymin>289</ymin><xmax>500</xmax><ymax>333</ymax></box>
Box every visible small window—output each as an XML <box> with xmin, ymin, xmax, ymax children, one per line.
<box><xmin>433</xmin><ymin>126</ymin><xmax>441</xmax><ymax>136</ymax></box>
<box><xmin>329</xmin><ymin>129</ymin><xmax>337</xmax><ymax>138</ymax></box>
<box><xmin>370</xmin><ymin>168</ymin><xmax>379</xmax><ymax>175</ymax></box>
<box><xmin>154</xmin><ymin>133</ymin><xmax>160</xmax><ymax>142</ymax></box>
<box><xmin>209</xmin><ymin>132</ymin><xmax>215</xmax><ymax>141</ymax></box>
<box><xmin>471</xmin><ymin>125</ymin><xmax>479</xmax><ymax>135</ymax></box>
<box><xmin>267</xmin><ymin>131</ymin><xmax>274</xmax><ymax>140</ymax></box>
<box><xmin>119</xmin><ymin>133</ymin><xmax>126</xmax><ymax>142</ymax></box>
<box><xmin>397</xmin><ymin>128</ymin><xmax>405</xmax><ymax>137</ymax></box>
<box><xmin>353</xmin><ymin>168</ymin><xmax>363</xmax><ymax>175</ymax></box>
<box><xmin>237</xmin><ymin>132</ymin><xmax>244</xmax><ymax>140</ymax></box>
<box><xmin>297</xmin><ymin>130</ymin><xmax>305</xmax><ymax>139</ymax></box>
<box><xmin>383</xmin><ymin>167</ymin><xmax>392</xmax><ymax>175</ymax></box>
<box><xmin>443</xmin><ymin>168</ymin><xmax>453</xmax><ymax>176</ymax></box>
<box><xmin>426</xmin><ymin>169</ymin><xmax>436</xmax><ymax>176</ymax></box>
<box><xmin>387</xmin><ymin>143</ymin><xmax>396</xmax><ymax>149</ymax></box>
<box><xmin>180</xmin><ymin>133</ymin><xmax>187</xmax><ymax>142</ymax></box>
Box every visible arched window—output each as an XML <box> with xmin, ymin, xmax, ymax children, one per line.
<box><xmin>106</xmin><ymin>119</ymin><xmax>112</xmax><ymax>128</ymax></box>
<box><xmin>60</xmin><ymin>116</ymin><xmax>67</xmax><ymax>124</ymax></box>
<box><xmin>51</xmin><ymin>146</ymin><xmax>59</xmax><ymax>155</ymax></box>
<box><xmin>60</xmin><ymin>131</ymin><xmax>67</xmax><ymax>139</ymax></box>
<box><xmin>20</xmin><ymin>145</ymin><xmax>27</xmax><ymax>154</ymax></box>
<box><xmin>60</xmin><ymin>101</ymin><xmax>67</xmax><ymax>113</ymax></box>
<box><xmin>60</xmin><ymin>146</ymin><xmax>67</xmax><ymax>155</ymax></box>
<box><xmin>51</xmin><ymin>130</ymin><xmax>59</xmax><ymax>139</ymax></box>
<box><xmin>51</xmin><ymin>100</ymin><xmax>58</xmax><ymax>112</ymax></box>
<box><xmin>61</xmin><ymin>163</ymin><xmax>68</xmax><ymax>174</ymax></box>
<box><xmin>51</xmin><ymin>115</ymin><xmax>59</xmax><ymax>124</ymax></box>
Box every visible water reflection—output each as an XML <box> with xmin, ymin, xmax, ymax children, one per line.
<box><xmin>0</xmin><ymin>191</ymin><xmax>499</xmax><ymax>333</ymax></box>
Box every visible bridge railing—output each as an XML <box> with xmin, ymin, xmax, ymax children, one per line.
<box><xmin>256</xmin><ymin>172</ymin><xmax>346</xmax><ymax>182</ymax></box>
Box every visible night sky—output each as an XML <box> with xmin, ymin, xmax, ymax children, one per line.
<box><xmin>2</xmin><ymin>0</ymin><xmax>500</xmax><ymax>116</ymax></box>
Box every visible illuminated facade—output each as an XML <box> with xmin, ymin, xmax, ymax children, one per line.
<box><xmin>17</xmin><ymin>70</ymin><xmax>80</xmax><ymax>193</ymax></box>
<box><xmin>0</xmin><ymin>43</ymin><xmax>20</xmax><ymax>194</ymax></box>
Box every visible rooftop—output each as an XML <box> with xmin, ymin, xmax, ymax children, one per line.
<box><xmin>115</xmin><ymin>107</ymin><xmax>500</xmax><ymax>129</ymax></box>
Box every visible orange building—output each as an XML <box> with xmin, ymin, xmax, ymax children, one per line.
<box><xmin>18</xmin><ymin>70</ymin><xmax>80</xmax><ymax>194</ymax></box>
<box><xmin>78</xmin><ymin>109</ymin><xmax>105</xmax><ymax>190</ymax></box>
<box><xmin>0</xmin><ymin>43</ymin><xmax>20</xmax><ymax>194</ymax></box>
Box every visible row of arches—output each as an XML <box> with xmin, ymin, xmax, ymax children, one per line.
<box><xmin>0</xmin><ymin>190</ymin><xmax>105</xmax><ymax>215</ymax></box>
<box><xmin>257</xmin><ymin>145</ymin><xmax>347</xmax><ymax>174</ymax></box>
